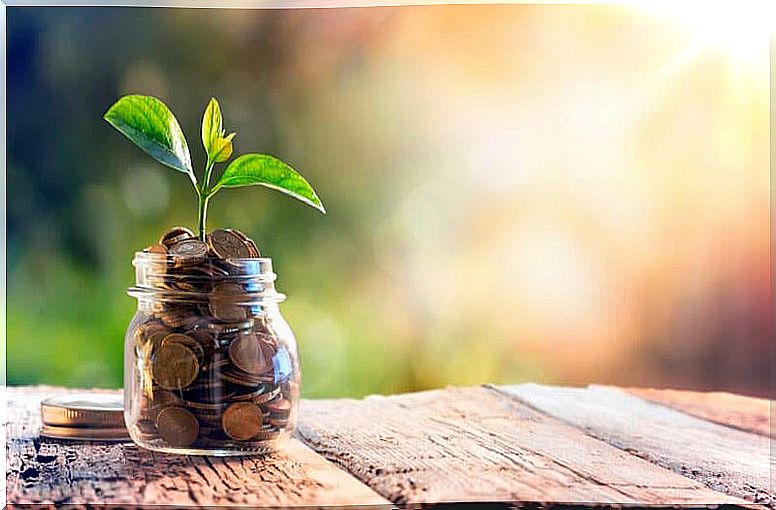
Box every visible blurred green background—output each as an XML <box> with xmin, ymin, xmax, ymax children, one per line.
<box><xmin>7</xmin><ymin>6</ymin><xmax>770</xmax><ymax>397</ymax></box>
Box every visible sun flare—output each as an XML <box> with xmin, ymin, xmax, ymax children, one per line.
<box><xmin>643</xmin><ymin>1</ymin><xmax>773</xmax><ymax>65</ymax></box>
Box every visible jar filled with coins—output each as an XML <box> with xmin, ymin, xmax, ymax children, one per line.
<box><xmin>125</xmin><ymin>227</ymin><xmax>299</xmax><ymax>455</ymax></box>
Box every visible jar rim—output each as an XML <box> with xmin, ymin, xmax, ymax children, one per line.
<box><xmin>133</xmin><ymin>251</ymin><xmax>275</xmax><ymax>265</ymax></box>
<box><xmin>129</xmin><ymin>252</ymin><xmax>286</xmax><ymax>303</ymax></box>
<box><xmin>126</xmin><ymin>286</ymin><xmax>287</xmax><ymax>303</ymax></box>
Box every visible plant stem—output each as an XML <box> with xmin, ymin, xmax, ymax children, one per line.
<box><xmin>197</xmin><ymin>161</ymin><xmax>216</xmax><ymax>240</ymax></box>
<box><xmin>197</xmin><ymin>191</ymin><xmax>211</xmax><ymax>240</ymax></box>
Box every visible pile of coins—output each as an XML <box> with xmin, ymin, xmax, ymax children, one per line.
<box><xmin>129</xmin><ymin>227</ymin><xmax>294</xmax><ymax>450</ymax></box>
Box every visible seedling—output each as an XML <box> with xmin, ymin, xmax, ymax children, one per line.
<box><xmin>104</xmin><ymin>95</ymin><xmax>325</xmax><ymax>239</ymax></box>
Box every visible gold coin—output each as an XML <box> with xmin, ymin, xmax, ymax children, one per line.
<box><xmin>221</xmin><ymin>402</ymin><xmax>263</xmax><ymax>441</ymax></box>
<box><xmin>155</xmin><ymin>406</ymin><xmax>199</xmax><ymax>447</ymax></box>
<box><xmin>169</xmin><ymin>239</ymin><xmax>208</xmax><ymax>267</ymax></box>
<box><xmin>151</xmin><ymin>341</ymin><xmax>199</xmax><ymax>390</ymax></box>
<box><xmin>208</xmin><ymin>229</ymin><xmax>252</xmax><ymax>259</ymax></box>
<box><xmin>228</xmin><ymin>334</ymin><xmax>273</xmax><ymax>375</ymax></box>
<box><xmin>160</xmin><ymin>226</ymin><xmax>195</xmax><ymax>247</ymax></box>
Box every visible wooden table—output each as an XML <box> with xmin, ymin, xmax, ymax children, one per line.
<box><xmin>6</xmin><ymin>384</ymin><xmax>772</xmax><ymax>508</ymax></box>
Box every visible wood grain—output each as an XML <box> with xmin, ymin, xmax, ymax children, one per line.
<box><xmin>6</xmin><ymin>386</ymin><xmax>390</xmax><ymax>507</ymax></box>
<box><xmin>623</xmin><ymin>387</ymin><xmax>772</xmax><ymax>438</ymax></box>
<box><xmin>497</xmin><ymin>384</ymin><xmax>772</xmax><ymax>507</ymax></box>
<box><xmin>297</xmin><ymin>385</ymin><xmax>748</xmax><ymax>506</ymax></box>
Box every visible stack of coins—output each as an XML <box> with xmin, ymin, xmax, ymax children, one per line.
<box><xmin>130</xmin><ymin>227</ymin><xmax>294</xmax><ymax>450</ymax></box>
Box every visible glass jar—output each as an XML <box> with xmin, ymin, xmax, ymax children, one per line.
<box><xmin>125</xmin><ymin>253</ymin><xmax>299</xmax><ymax>456</ymax></box>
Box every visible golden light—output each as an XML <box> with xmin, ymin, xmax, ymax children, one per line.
<box><xmin>642</xmin><ymin>1</ymin><xmax>773</xmax><ymax>65</ymax></box>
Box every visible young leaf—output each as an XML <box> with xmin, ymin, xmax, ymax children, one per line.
<box><xmin>213</xmin><ymin>154</ymin><xmax>325</xmax><ymax>213</ymax></box>
<box><xmin>201</xmin><ymin>98</ymin><xmax>235</xmax><ymax>165</ymax></box>
<box><xmin>201</xmin><ymin>98</ymin><xmax>222</xmax><ymax>154</ymax></box>
<box><xmin>210</xmin><ymin>132</ymin><xmax>235</xmax><ymax>164</ymax></box>
<box><xmin>104</xmin><ymin>95</ymin><xmax>195</xmax><ymax>185</ymax></box>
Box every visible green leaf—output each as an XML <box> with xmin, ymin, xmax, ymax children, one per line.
<box><xmin>201</xmin><ymin>98</ymin><xmax>222</xmax><ymax>156</ymax></box>
<box><xmin>210</xmin><ymin>132</ymin><xmax>235</xmax><ymax>164</ymax></box>
<box><xmin>213</xmin><ymin>154</ymin><xmax>325</xmax><ymax>213</ymax></box>
<box><xmin>104</xmin><ymin>95</ymin><xmax>195</xmax><ymax>185</ymax></box>
<box><xmin>201</xmin><ymin>98</ymin><xmax>235</xmax><ymax>165</ymax></box>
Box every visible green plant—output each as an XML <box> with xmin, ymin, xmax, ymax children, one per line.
<box><xmin>104</xmin><ymin>95</ymin><xmax>325</xmax><ymax>239</ymax></box>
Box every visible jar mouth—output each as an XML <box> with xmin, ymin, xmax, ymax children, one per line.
<box><xmin>126</xmin><ymin>286</ymin><xmax>287</xmax><ymax>304</ymax></box>
<box><xmin>129</xmin><ymin>252</ymin><xmax>286</xmax><ymax>303</ymax></box>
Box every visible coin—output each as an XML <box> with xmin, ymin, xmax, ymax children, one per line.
<box><xmin>208</xmin><ymin>319</ymin><xmax>253</xmax><ymax>336</ymax></box>
<box><xmin>188</xmin><ymin>328</ymin><xmax>219</xmax><ymax>352</ymax></box>
<box><xmin>136</xmin><ymin>322</ymin><xmax>169</xmax><ymax>366</ymax></box>
<box><xmin>141</xmin><ymin>388</ymin><xmax>181</xmax><ymax>422</ymax></box>
<box><xmin>219</xmin><ymin>369</ymin><xmax>272</xmax><ymax>387</ymax></box>
<box><xmin>162</xmin><ymin>333</ymin><xmax>205</xmax><ymax>363</ymax></box>
<box><xmin>267</xmin><ymin>416</ymin><xmax>289</xmax><ymax>428</ymax></box>
<box><xmin>252</xmin><ymin>428</ymin><xmax>282</xmax><ymax>441</ymax></box>
<box><xmin>160</xmin><ymin>226</ymin><xmax>195</xmax><ymax>247</ymax></box>
<box><xmin>227</xmin><ymin>228</ymin><xmax>261</xmax><ymax>258</ymax></box>
<box><xmin>136</xmin><ymin>418</ymin><xmax>156</xmax><ymax>435</ymax></box>
<box><xmin>201</xmin><ymin>358</ymin><xmax>230</xmax><ymax>372</ymax></box>
<box><xmin>135</xmin><ymin>320</ymin><xmax>167</xmax><ymax>348</ymax></box>
<box><xmin>159</xmin><ymin>305</ymin><xmax>193</xmax><ymax>329</ymax></box>
<box><xmin>222</xmin><ymin>402</ymin><xmax>263</xmax><ymax>441</ymax></box>
<box><xmin>144</xmin><ymin>244</ymin><xmax>169</xmax><ymax>275</ymax></box>
<box><xmin>173</xmin><ymin>279</ymin><xmax>201</xmax><ymax>292</ymax></box>
<box><xmin>208</xmin><ymin>228</ymin><xmax>252</xmax><ymax>259</ymax></box>
<box><xmin>264</xmin><ymin>397</ymin><xmax>291</xmax><ymax>418</ymax></box>
<box><xmin>185</xmin><ymin>399</ymin><xmax>229</xmax><ymax>411</ymax></box>
<box><xmin>231</xmin><ymin>384</ymin><xmax>271</xmax><ymax>402</ymax></box>
<box><xmin>169</xmin><ymin>239</ymin><xmax>208</xmax><ymax>267</ymax></box>
<box><xmin>151</xmin><ymin>388</ymin><xmax>182</xmax><ymax>408</ymax></box>
<box><xmin>228</xmin><ymin>334</ymin><xmax>273</xmax><ymax>375</ymax></box>
<box><xmin>200</xmin><ymin>259</ymin><xmax>230</xmax><ymax>277</ymax></box>
<box><xmin>252</xmin><ymin>386</ymin><xmax>281</xmax><ymax>405</ymax></box>
<box><xmin>155</xmin><ymin>406</ymin><xmax>199</xmax><ymax>447</ymax></box>
<box><xmin>208</xmin><ymin>283</ymin><xmax>248</xmax><ymax>322</ymax></box>
<box><xmin>145</xmin><ymin>243</ymin><xmax>168</xmax><ymax>254</ymax></box>
<box><xmin>151</xmin><ymin>341</ymin><xmax>199</xmax><ymax>390</ymax></box>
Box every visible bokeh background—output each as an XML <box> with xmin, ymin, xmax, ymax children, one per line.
<box><xmin>7</xmin><ymin>5</ymin><xmax>770</xmax><ymax>398</ymax></box>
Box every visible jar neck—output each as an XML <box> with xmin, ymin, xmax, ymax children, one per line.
<box><xmin>128</xmin><ymin>253</ymin><xmax>286</xmax><ymax>304</ymax></box>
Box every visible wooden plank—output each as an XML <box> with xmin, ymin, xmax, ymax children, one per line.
<box><xmin>623</xmin><ymin>387</ymin><xmax>772</xmax><ymax>438</ymax></box>
<box><xmin>297</xmin><ymin>385</ymin><xmax>749</xmax><ymax>506</ymax></box>
<box><xmin>496</xmin><ymin>384</ymin><xmax>772</xmax><ymax>507</ymax></box>
<box><xmin>6</xmin><ymin>386</ymin><xmax>390</xmax><ymax>507</ymax></box>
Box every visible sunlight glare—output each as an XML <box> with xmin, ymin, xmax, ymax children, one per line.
<box><xmin>643</xmin><ymin>1</ymin><xmax>773</xmax><ymax>65</ymax></box>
